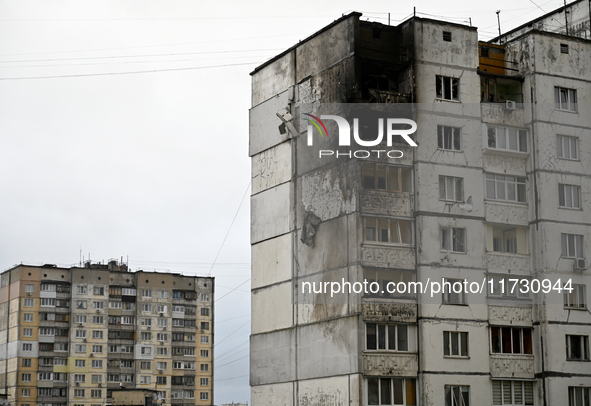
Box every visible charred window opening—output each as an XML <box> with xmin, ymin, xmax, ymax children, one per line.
<box><xmin>436</xmin><ymin>75</ymin><xmax>459</xmax><ymax>101</ymax></box>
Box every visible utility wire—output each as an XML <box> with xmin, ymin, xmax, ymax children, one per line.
<box><xmin>214</xmin><ymin>320</ymin><xmax>250</xmax><ymax>348</ymax></box>
<box><xmin>214</xmin><ymin>279</ymin><xmax>250</xmax><ymax>303</ymax></box>
<box><xmin>0</xmin><ymin>61</ymin><xmax>261</xmax><ymax>81</ymax></box>
<box><xmin>215</xmin><ymin>374</ymin><xmax>248</xmax><ymax>382</ymax></box>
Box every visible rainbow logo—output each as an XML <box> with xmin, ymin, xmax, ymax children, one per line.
<box><xmin>303</xmin><ymin>113</ymin><xmax>328</xmax><ymax>138</ymax></box>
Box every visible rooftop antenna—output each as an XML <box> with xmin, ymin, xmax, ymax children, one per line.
<box><xmin>496</xmin><ymin>11</ymin><xmax>502</xmax><ymax>43</ymax></box>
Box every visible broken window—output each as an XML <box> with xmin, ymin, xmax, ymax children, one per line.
<box><xmin>436</xmin><ymin>75</ymin><xmax>459</xmax><ymax>101</ymax></box>
<box><xmin>564</xmin><ymin>284</ymin><xmax>586</xmax><ymax>308</ymax></box>
<box><xmin>558</xmin><ymin>184</ymin><xmax>581</xmax><ymax>209</ymax></box>
<box><xmin>492</xmin><ymin>381</ymin><xmax>534</xmax><ymax>405</ymax></box>
<box><xmin>557</xmin><ymin>135</ymin><xmax>578</xmax><ymax>160</ymax></box>
<box><xmin>490</xmin><ymin>327</ymin><xmax>533</xmax><ymax>354</ymax></box>
<box><xmin>442</xmin><ymin>278</ymin><xmax>466</xmax><ymax>305</ymax></box>
<box><xmin>444</xmin><ymin>385</ymin><xmax>469</xmax><ymax>406</ymax></box>
<box><xmin>364</xmin><ymin>217</ymin><xmax>413</xmax><ymax>245</ymax></box>
<box><xmin>485</xmin><ymin>174</ymin><xmax>526</xmax><ymax>203</ymax></box>
<box><xmin>488</xmin><ymin>225</ymin><xmax>528</xmax><ymax>255</ymax></box>
<box><xmin>487</xmin><ymin>126</ymin><xmax>527</xmax><ymax>152</ymax></box>
<box><xmin>362</xmin><ymin>163</ymin><xmax>412</xmax><ymax>193</ymax></box>
<box><xmin>555</xmin><ymin>87</ymin><xmax>577</xmax><ymax>111</ymax></box>
<box><xmin>440</xmin><ymin>227</ymin><xmax>466</xmax><ymax>253</ymax></box>
<box><xmin>439</xmin><ymin>176</ymin><xmax>463</xmax><ymax>202</ymax></box>
<box><xmin>561</xmin><ymin>233</ymin><xmax>584</xmax><ymax>259</ymax></box>
<box><xmin>437</xmin><ymin>125</ymin><xmax>461</xmax><ymax>151</ymax></box>
<box><xmin>443</xmin><ymin>331</ymin><xmax>468</xmax><ymax>357</ymax></box>
<box><xmin>364</xmin><ymin>269</ymin><xmax>415</xmax><ymax>298</ymax></box>
<box><xmin>368</xmin><ymin>378</ymin><xmax>416</xmax><ymax>405</ymax></box>
<box><xmin>566</xmin><ymin>335</ymin><xmax>589</xmax><ymax>361</ymax></box>
<box><xmin>481</xmin><ymin>77</ymin><xmax>522</xmax><ymax>103</ymax></box>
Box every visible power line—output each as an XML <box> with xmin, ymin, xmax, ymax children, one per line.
<box><xmin>215</xmin><ymin>374</ymin><xmax>249</xmax><ymax>382</ymax></box>
<box><xmin>215</xmin><ymin>355</ymin><xmax>249</xmax><ymax>368</ymax></box>
<box><xmin>0</xmin><ymin>61</ymin><xmax>261</xmax><ymax>81</ymax></box>
<box><xmin>214</xmin><ymin>320</ymin><xmax>250</xmax><ymax>348</ymax></box>
<box><xmin>214</xmin><ymin>279</ymin><xmax>250</xmax><ymax>303</ymax></box>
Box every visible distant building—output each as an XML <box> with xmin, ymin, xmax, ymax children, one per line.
<box><xmin>0</xmin><ymin>261</ymin><xmax>214</xmax><ymax>406</ymax></box>
<box><xmin>249</xmin><ymin>2</ymin><xmax>590</xmax><ymax>405</ymax></box>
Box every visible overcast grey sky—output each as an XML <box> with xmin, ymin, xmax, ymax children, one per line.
<box><xmin>0</xmin><ymin>0</ymin><xmax>569</xmax><ymax>402</ymax></box>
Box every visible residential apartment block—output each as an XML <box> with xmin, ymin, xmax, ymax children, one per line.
<box><xmin>249</xmin><ymin>2</ymin><xmax>590</xmax><ymax>405</ymax></box>
<box><xmin>0</xmin><ymin>261</ymin><xmax>214</xmax><ymax>406</ymax></box>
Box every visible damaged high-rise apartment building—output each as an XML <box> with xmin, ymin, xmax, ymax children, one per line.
<box><xmin>249</xmin><ymin>1</ymin><xmax>590</xmax><ymax>405</ymax></box>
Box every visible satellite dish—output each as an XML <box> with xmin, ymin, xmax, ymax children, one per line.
<box><xmin>458</xmin><ymin>196</ymin><xmax>473</xmax><ymax>212</ymax></box>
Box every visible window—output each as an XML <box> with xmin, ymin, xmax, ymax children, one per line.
<box><xmin>122</xmin><ymin>316</ymin><xmax>135</xmax><ymax>324</ymax></box>
<box><xmin>141</xmin><ymin>318</ymin><xmax>152</xmax><ymax>326</ymax></box>
<box><xmin>438</xmin><ymin>125</ymin><xmax>461</xmax><ymax>151</ymax></box>
<box><xmin>200</xmin><ymin>393</ymin><xmax>209</xmax><ymax>401</ymax></box>
<box><xmin>23</xmin><ymin>328</ymin><xmax>33</xmax><ymax>337</ymax></box>
<box><xmin>200</xmin><ymin>364</ymin><xmax>209</xmax><ymax>372</ymax></box>
<box><xmin>436</xmin><ymin>75</ymin><xmax>459</xmax><ymax>101</ymax></box>
<box><xmin>140</xmin><ymin>376</ymin><xmax>151</xmax><ymax>384</ymax></box>
<box><xmin>41</xmin><ymin>298</ymin><xmax>55</xmax><ymax>307</ymax></box>
<box><xmin>489</xmin><ymin>275</ymin><xmax>530</xmax><ymax>299</ymax></box>
<box><xmin>555</xmin><ymin>87</ymin><xmax>577</xmax><ymax>111</ymax></box>
<box><xmin>40</xmin><ymin>283</ymin><xmax>55</xmax><ymax>291</ymax></box>
<box><xmin>200</xmin><ymin>378</ymin><xmax>209</xmax><ymax>386</ymax></box>
<box><xmin>21</xmin><ymin>373</ymin><xmax>31</xmax><ymax>382</ymax></box>
<box><xmin>75</xmin><ymin>360</ymin><xmax>85</xmax><ymax>367</ymax></box>
<box><xmin>76</xmin><ymin>285</ymin><xmax>87</xmax><ymax>294</ymax></box>
<box><xmin>566</xmin><ymin>335</ymin><xmax>589</xmax><ymax>361</ymax></box>
<box><xmin>141</xmin><ymin>332</ymin><xmax>152</xmax><ymax>340</ymax></box>
<box><xmin>440</xmin><ymin>227</ymin><xmax>466</xmax><ymax>253</ymax></box>
<box><xmin>362</xmin><ymin>163</ymin><xmax>412</xmax><ymax>193</ymax></box>
<box><xmin>39</xmin><ymin>327</ymin><xmax>54</xmax><ymax>336</ymax></box>
<box><xmin>564</xmin><ymin>284</ymin><xmax>586</xmax><ymax>308</ymax></box>
<box><xmin>200</xmin><ymin>293</ymin><xmax>209</xmax><ymax>302</ymax></box>
<box><xmin>141</xmin><ymin>304</ymin><xmax>152</xmax><ymax>312</ymax></box>
<box><xmin>158</xmin><ymin>291</ymin><xmax>168</xmax><ymax>299</ymax></box>
<box><xmin>157</xmin><ymin>318</ymin><xmax>167</xmax><ymax>327</ymax></box>
<box><xmin>92</xmin><ymin>331</ymin><xmax>103</xmax><ymax>340</ymax></box>
<box><xmin>142</xmin><ymin>289</ymin><xmax>152</xmax><ymax>298</ymax></box>
<box><xmin>364</xmin><ymin>217</ymin><xmax>413</xmax><ymax>245</ymax></box>
<box><xmin>557</xmin><ymin>135</ymin><xmax>578</xmax><ymax>160</ymax></box>
<box><xmin>75</xmin><ymin>315</ymin><xmax>87</xmax><ymax>324</ymax></box>
<box><xmin>90</xmin><ymin>360</ymin><xmax>102</xmax><ymax>368</ymax></box>
<box><xmin>559</xmin><ymin>184</ymin><xmax>581</xmax><ymax>209</ymax></box>
<box><xmin>185</xmin><ymin>348</ymin><xmax>195</xmax><ymax>356</ymax></box>
<box><xmin>55</xmin><ymin>343</ymin><xmax>68</xmax><ymax>352</ymax></box>
<box><xmin>22</xmin><ymin>359</ymin><xmax>32</xmax><ymax>367</ymax></box>
<box><xmin>492</xmin><ymin>381</ymin><xmax>533</xmax><ymax>405</ymax></box>
<box><xmin>109</xmin><ymin>301</ymin><xmax>122</xmax><ymax>309</ymax></box>
<box><xmin>75</xmin><ymin>330</ymin><xmax>86</xmax><ymax>339</ymax></box>
<box><xmin>75</xmin><ymin>301</ymin><xmax>87</xmax><ymax>309</ymax></box>
<box><xmin>445</xmin><ymin>385</ymin><xmax>469</xmax><ymax>406</ymax></box>
<box><xmin>488</xmin><ymin>225</ymin><xmax>528</xmax><ymax>255</ymax></box>
<box><xmin>200</xmin><ymin>350</ymin><xmax>209</xmax><ymax>357</ymax></box>
<box><xmin>91</xmin><ymin>375</ymin><xmax>102</xmax><ymax>383</ymax></box>
<box><xmin>24</xmin><ymin>298</ymin><xmax>33</xmax><ymax>307</ymax></box>
<box><xmin>201</xmin><ymin>322</ymin><xmax>210</xmax><ymax>331</ymax></box>
<box><xmin>141</xmin><ymin>347</ymin><xmax>152</xmax><ymax>355</ymax></box>
<box><xmin>25</xmin><ymin>284</ymin><xmax>34</xmax><ymax>293</ymax></box>
<box><xmin>122</xmin><ymin>288</ymin><xmax>136</xmax><ymax>296</ymax></box>
<box><xmin>38</xmin><ymin>372</ymin><xmax>52</xmax><ymax>381</ymax></box>
<box><xmin>157</xmin><ymin>362</ymin><xmax>167</xmax><ymax>370</ymax></box>
<box><xmin>92</xmin><ymin>315</ymin><xmax>102</xmax><ymax>324</ymax></box>
<box><xmin>201</xmin><ymin>307</ymin><xmax>210</xmax><ymax>316</ymax></box>
<box><xmin>491</xmin><ymin>327</ymin><xmax>533</xmax><ymax>354</ymax></box>
<box><xmin>157</xmin><ymin>305</ymin><xmax>167</xmax><ymax>313</ymax></box>
<box><xmin>74</xmin><ymin>374</ymin><xmax>86</xmax><ymax>383</ymax></box>
<box><xmin>92</xmin><ymin>301</ymin><xmax>103</xmax><ymax>309</ymax></box>
<box><xmin>91</xmin><ymin>390</ymin><xmax>102</xmax><ymax>398</ymax></box>
<box><xmin>443</xmin><ymin>31</ymin><xmax>452</xmax><ymax>42</ymax></box>
<box><xmin>22</xmin><ymin>343</ymin><xmax>32</xmax><ymax>351</ymax></box>
<box><xmin>366</xmin><ymin>323</ymin><xmax>411</xmax><ymax>351</ymax></box>
<box><xmin>157</xmin><ymin>333</ymin><xmax>167</xmax><ymax>341</ymax></box>
<box><xmin>368</xmin><ymin>378</ymin><xmax>416</xmax><ymax>405</ymax></box>
<box><xmin>24</xmin><ymin>313</ymin><xmax>33</xmax><ymax>322</ymax></box>
<box><xmin>54</xmin><ymin>358</ymin><xmax>67</xmax><ymax>365</ymax></box>
<box><xmin>173</xmin><ymin>319</ymin><xmax>184</xmax><ymax>327</ymax></box>
<box><xmin>442</xmin><ymin>278</ymin><xmax>466</xmax><ymax>305</ymax></box>
<box><xmin>21</xmin><ymin>389</ymin><xmax>31</xmax><ymax>397</ymax></box>
<box><xmin>444</xmin><ymin>331</ymin><xmax>469</xmax><ymax>357</ymax></box>
<box><xmin>569</xmin><ymin>387</ymin><xmax>591</xmax><ymax>406</ymax></box>
<box><xmin>487</xmin><ymin>126</ymin><xmax>527</xmax><ymax>152</ymax></box>
<box><xmin>157</xmin><ymin>376</ymin><xmax>167</xmax><ymax>385</ymax></box>
<box><xmin>93</xmin><ymin>286</ymin><xmax>104</xmax><ymax>295</ymax></box>
<box><xmin>562</xmin><ymin>233</ymin><xmax>584</xmax><ymax>258</ymax></box>
<box><xmin>186</xmin><ymin>333</ymin><xmax>195</xmax><ymax>342</ymax></box>
<box><xmin>141</xmin><ymin>361</ymin><xmax>152</xmax><ymax>369</ymax></box>
<box><xmin>439</xmin><ymin>176</ymin><xmax>463</xmax><ymax>201</ymax></box>
<box><xmin>561</xmin><ymin>43</ymin><xmax>569</xmax><ymax>54</ymax></box>
<box><xmin>92</xmin><ymin>345</ymin><xmax>102</xmax><ymax>353</ymax></box>
<box><xmin>185</xmin><ymin>320</ymin><xmax>196</xmax><ymax>327</ymax></box>
<box><xmin>157</xmin><ymin>347</ymin><xmax>168</xmax><ymax>355</ymax></box>
<box><xmin>75</xmin><ymin>344</ymin><xmax>86</xmax><ymax>353</ymax></box>
<box><xmin>173</xmin><ymin>362</ymin><xmax>183</xmax><ymax>369</ymax></box>
<box><xmin>200</xmin><ymin>336</ymin><xmax>209</xmax><ymax>344</ymax></box>
<box><xmin>486</xmin><ymin>174</ymin><xmax>526</xmax><ymax>203</ymax></box>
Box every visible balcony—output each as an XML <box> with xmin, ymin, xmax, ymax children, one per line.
<box><xmin>359</xmin><ymin>190</ymin><xmax>413</xmax><ymax>218</ymax></box>
<box><xmin>361</xmin><ymin>244</ymin><xmax>415</xmax><ymax>270</ymax></box>
<box><xmin>362</xmin><ymin>353</ymin><xmax>418</xmax><ymax>376</ymax></box>
<box><xmin>485</xmin><ymin>201</ymin><xmax>529</xmax><ymax>226</ymax></box>
<box><xmin>486</xmin><ymin>252</ymin><xmax>530</xmax><ymax>273</ymax></box>
<box><xmin>490</xmin><ymin>354</ymin><xmax>535</xmax><ymax>379</ymax></box>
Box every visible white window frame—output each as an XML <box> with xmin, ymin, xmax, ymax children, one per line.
<box><xmin>440</xmin><ymin>227</ymin><xmax>466</xmax><ymax>253</ymax></box>
<box><xmin>486</xmin><ymin>174</ymin><xmax>527</xmax><ymax>203</ymax></box>
<box><xmin>562</xmin><ymin>233</ymin><xmax>584</xmax><ymax>259</ymax></box>
<box><xmin>443</xmin><ymin>331</ymin><xmax>469</xmax><ymax>357</ymax></box>
<box><xmin>555</xmin><ymin>86</ymin><xmax>577</xmax><ymax>112</ymax></box>
<box><xmin>559</xmin><ymin>184</ymin><xmax>581</xmax><ymax>209</ymax></box>
<box><xmin>566</xmin><ymin>334</ymin><xmax>590</xmax><ymax>361</ymax></box>
<box><xmin>436</xmin><ymin>75</ymin><xmax>459</xmax><ymax>101</ymax></box>
<box><xmin>557</xmin><ymin>135</ymin><xmax>579</xmax><ymax>160</ymax></box>
<box><xmin>442</xmin><ymin>278</ymin><xmax>466</xmax><ymax>305</ymax></box>
<box><xmin>439</xmin><ymin>176</ymin><xmax>464</xmax><ymax>202</ymax></box>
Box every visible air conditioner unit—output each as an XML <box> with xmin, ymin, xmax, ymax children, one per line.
<box><xmin>83</xmin><ymin>338</ymin><xmax>87</xmax><ymax>342</ymax></box>
<box><xmin>160</xmin><ymin>340</ymin><xmax>165</xmax><ymax>344</ymax></box>
<box><xmin>26</xmin><ymin>292</ymin><xmax>32</xmax><ymax>296</ymax></box>
<box><xmin>98</xmin><ymin>383</ymin><xmax>102</xmax><ymax>387</ymax></box>
<box><xmin>505</xmin><ymin>100</ymin><xmax>516</xmax><ymax>110</ymax></box>
<box><xmin>159</xmin><ymin>313</ymin><xmax>164</xmax><ymax>317</ymax></box>
<box><xmin>75</xmin><ymin>382</ymin><xmax>80</xmax><ymax>386</ymax></box>
<box><xmin>159</xmin><ymin>370</ymin><xmax>163</xmax><ymax>374</ymax></box>
<box><xmin>574</xmin><ymin>258</ymin><xmax>587</xmax><ymax>271</ymax></box>
<box><xmin>89</xmin><ymin>353</ymin><xmax>94</xmax><ymax>357</ymax></box>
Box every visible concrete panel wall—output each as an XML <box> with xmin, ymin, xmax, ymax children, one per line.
<box><xmin>249</xmin><ymin>89</ymin><xmax>292</xmax><ymax>157</ymax></box>
<box><xmin>250</xmin><ymin>182</ymin><xmax>292</xmax><ymax>244</ymax></box>
<box><xmin>250</xmin><ymin>329</ymin><xmax>295</xmax><ymax>386</ymax></box>
<box><xmin>251</xmin><ymin>282</ymin><xmax>292</xmax><ymax>334</ymax></box>
<box><xmin>251</xmin><ymin>382</ymin><xmax>293</xmax><ymax>406</ymax></box>
<box><xmin>252</xmin><ymin>140</ymin><xmax>292</xmax><ymax>195</ymax></box>
<box><xmin>251</xmin><ymin>234</ymin><xmax>292</xmax><ymax>290</ymax></box>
